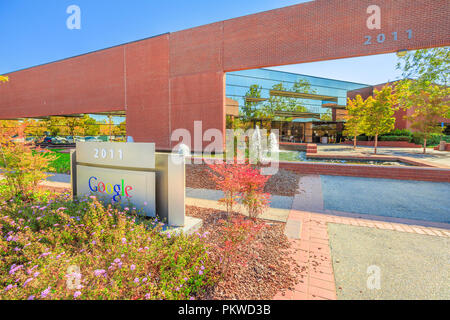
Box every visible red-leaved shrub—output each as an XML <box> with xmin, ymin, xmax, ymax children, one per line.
<box><xmin>217</xmin><ymin>216</ymin><xmax>265</xmax><ymax>277</ymax></box>
<box><xmin>208</xmin><ymin>163</ymin><xmax>271</xmax><ymax>219</ymax></box>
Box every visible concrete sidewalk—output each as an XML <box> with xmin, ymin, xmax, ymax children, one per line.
<box><xmin>329</xmin><ymin>223</ymin><xmax>450</xmax><ymax>300</ymax></box>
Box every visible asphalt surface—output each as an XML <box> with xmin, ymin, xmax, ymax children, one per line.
<box><xmin>321</xmin><ymin>176</ymin><xmax>450</xmax><ymax>223</ymax></box>
<box><xmin>328</xmin><ymin>223</ymin><xmax>450</xmax><ymax>300</ymax></box>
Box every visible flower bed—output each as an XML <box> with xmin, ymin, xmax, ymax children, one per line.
<box><xmin>0</xmin><ymin>192</ymin><xmax>298</xmax><ymax>300</ymax></box>
<box><xmin>188</xmin><ymin>206</ymin><xmax>298</xmax><ymax>300</ymax></box>
<box><xmin>0</xmin><ymin>194</ymin><xmax>214</xmax><ymax>300</ymax></box>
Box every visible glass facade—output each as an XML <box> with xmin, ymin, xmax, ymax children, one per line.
<box><xmin>226</xmin><ymin>68</ymin><xmax>369</xmax><ymax>117</ymax></box>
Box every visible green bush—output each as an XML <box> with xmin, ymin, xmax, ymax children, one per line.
<box><xmin>411</xmin><ymin>133</ymin><xmax>445</xmax><ymax>146</ymax></box>
<box><xmin>381</xmin><ymin>129</ymin><xmax>412</xmax><ymax>137</ymax></box>
<box><xmin>0</xmin><ymin>194</ymin><xmax>216</xmax><ymax>300</ymax></box>
<box><xmin>356</xmin><ymin>135</ymin><xmax>369</xmax><ymax>141</ymax></box>
<box><xmin>379</xmin><ymin>136</ymin><xmax>412</xmax><ymax>142</ymax></box>
<box><xmin>0</xmin><ymin>140</ymin><xmax>56</xmax><ymax>201</ymax></box>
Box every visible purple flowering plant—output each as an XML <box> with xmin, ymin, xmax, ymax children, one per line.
<box><xmin>0</xmin><ymin>194</ymin><xmax>215</xmax><ymax>300</ymax></box>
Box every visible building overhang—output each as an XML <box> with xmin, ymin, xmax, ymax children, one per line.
<box><xmin>322</xmin><ymin>103</ymin><xmax>346</xmax><ymax>109</ymax></box>
<box><xmin>270</xmin><ymin>90</ymin><xmax>339</xmax><ymax>102</ymax></box>
<box><xmin>274</xmin><ymin>111</ymin><xmax>321</xmax><ymax>119</ymax></box>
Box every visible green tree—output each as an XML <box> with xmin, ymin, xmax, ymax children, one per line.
<box><xmin>82</xmin><ymin>115</ymin><xmax>100</xmax><ymax>136</ymax></box>
<box><xmin>320</xmin><ymin>109</ymin><xmax>333</xmax><ymax>122</ymax></box>
<box><xmin>261</xmin><ymin>80</ymin><xmax>312</xmax><ymax>121</ymax></box>
<box><xmin>397</xmin><ymin>47</ymin><xmax>450</xmax><ymax>149</ymax></box>
<box><xmin>397</xmin><ymin>81</ymin><xmax>449</xmax><ymax>153</ymax></box>
<box><xmin>362</xmin><ymin>86</ymin><xmax>398</xmax><ymax>155</ymax></box>
<box><xmin>112</xmin><ymin>120</ymin><xmax>127</xmax><ymax>137</ymax></box>
<box><xmin>397</xmin><ymin>47</ymin><xmax>449</xmax><ymax>86</ymax></box>
<box><xmin>45</xmin><ymin>117</ymin><xmax>61</xmax><ymax>136</ymax></box>
<box><xmin>242</xmin><ymin>85</ymin><xmax>263</xmax><ymax>125</ymax></box>
<box><xmin>64</xmin><ymin>116</ymin><xmax>85</xmax><ymax>136</ymax></box>
<box><xmin>344</xmin><ymin>95</ymin><xmax>367</xmax><ymax>150</ymax></box>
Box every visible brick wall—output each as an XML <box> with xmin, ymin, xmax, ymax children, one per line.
<box><xmin>279</xmin><ymin>161</ymin><xmax>450</xmax><ymax>183</ymax></box>
<box><xmin>434</xmin><ymin>143</ymin><xmax>450</xmax><ymax>152</ymax></box>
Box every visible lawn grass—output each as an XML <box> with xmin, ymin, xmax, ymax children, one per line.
<box><xmin>46</xmin><ymin>149</ymin><xmax>71</xmax><ymax>174</ymax></box>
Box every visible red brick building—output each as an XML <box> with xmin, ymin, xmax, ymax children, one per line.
<box><xmin>0</xmin><ymin>0</ymin><xmax>449</xmax><ymax>151</ymax></box>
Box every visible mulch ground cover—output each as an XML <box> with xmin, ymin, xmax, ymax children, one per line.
<box><xmin>187</xmin><ymin>206</ymin><xmax>303</xmax><ymax>300</ymax></box>
<box><xmin>186</xmin><ymin>164</ymin><xmax>301</xmax><ymax>197</ymax></box>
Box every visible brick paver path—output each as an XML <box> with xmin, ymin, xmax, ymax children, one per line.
<box><xmin>275</xmin><ymin>209</ymin><xmax>450</xmax><ymax>300</ymax></box>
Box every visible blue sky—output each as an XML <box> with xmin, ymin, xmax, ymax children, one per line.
<box><xmin>1</xmin><ymin>0</ymin><xmax>402</xmax><ymax>85</ymax></box>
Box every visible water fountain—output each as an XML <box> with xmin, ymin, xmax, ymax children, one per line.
<box><xmin>250</xmin><ymin>126</ymin><xmax>263</xmax><ymax>162</ymax></box>
<box><xmin>268</xmin><ymin>132</ymin><xmax>279</xmax><ymax>153</ymax></box>
<box><xmin>176</xmin><ymin>143</ymin><xmax>191</xmax><ymax>157</ymax></box>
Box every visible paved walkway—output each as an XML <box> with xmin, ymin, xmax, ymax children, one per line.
<box><xmin>275</xmin><ymin>177</ymin><xmax>450</xmax><ymax>300</ymax></box>
<box><xmin>275</xmin><ymin>209</ymin><xmax>450</xmax><ymax>300</ymax></box>
<box><xmin>329</xmin><ymin>224</ymin><xmax>450</xmax><ymax>300</ymax></box>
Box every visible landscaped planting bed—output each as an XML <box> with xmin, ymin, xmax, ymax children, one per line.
<box><xmin>0</xmin><ymin>137</ymin><xmax>301</xmax><ymax>300</ymax></box>
<box><xmin>186</xmin><ymin>164</ymin><xmax>301</xmax><ymax>197</ymax></box>
<box><xmin>0</xmin><ymin>194</ymin><xmax>215</xmax><ymax>300</ymax></box>
<box><xmin>0</xmin><ymin>192</ymin><xmax>299</xmax><ymax>300</ymax></box>
<box><xmin>187</xmin><ymin>206</ymin><xmax>299</xmax><ymax>300</ymax></box>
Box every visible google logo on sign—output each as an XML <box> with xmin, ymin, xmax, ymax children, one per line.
<box><xmin>88</xmin><ymin>177</ymin><xmax>133</xmax><ymax>202</ymax></box>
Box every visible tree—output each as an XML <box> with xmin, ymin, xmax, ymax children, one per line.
<box><xmin>242</xmin><ymin>79</ymin><xmax>314</xmax><ymax>127</ymax></box>
<box><xmin>344</xmin><ymin>95</ymin><xmax>367</xmax><ymax>149</ymax></box>
<box><xmin>397</xmin><ymin>47</ymin><xmax>450</xmax><ymax>152</ymax></box>
<box><xmin>260</xmin><ymin>80</ymin><xmax>312</xmax><ymax>121</ymax></box>
<box><xmin>64</xmin><ymin>116</ymin><xmax>85</xmax><ymax>136</ymax></box>
<box><xmin>0</xmin><ymin>75</ymin><xmax>8</xmax><ymax>83</ymax></box>
<box><xmin>45</xmin><ymin>117</ymin><xmax>62</xmax><ymax>136</ymax></box>
<box><xmin>112</xmin><ymin>120</ymin><xmax>127</xmax><ymax>137</ymax></box>
<box><xmin>397</xmin><ymin>47</ymin><xmax>449</xmax><ymax>86</ymax></box>
<box><xmin>242</xmin><ymin>85</ymin><xmax>263</xmax><ymax>125</ymax></box>
<box><xmin>22</xmin><ymin>119</ymin><xmax>48</xmax><ymax>137</ymax></box>
<box><xmin>82</xmin><ymin>115</ymin><xmax>100</xmax><ymax>136</ymax></box>
<box><xmin>397</xmin><ymin>80</ymin><xmax>449</xmax><ymax>153</ymax></box>
<box><xmin>320</xmin><ymin>109</ymin><xmax>333</xmax><ymax>122</ymax></box>
<box><xmin>362</xmin><ymin>86</ymin><xmax>398</xmax><ymax>154</ymax></box>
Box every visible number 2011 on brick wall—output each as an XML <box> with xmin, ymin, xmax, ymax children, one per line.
<box><xmin>364</xmin><ymin>30</ymin><xmax>413</xmax><ymax>46</ymax></box>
